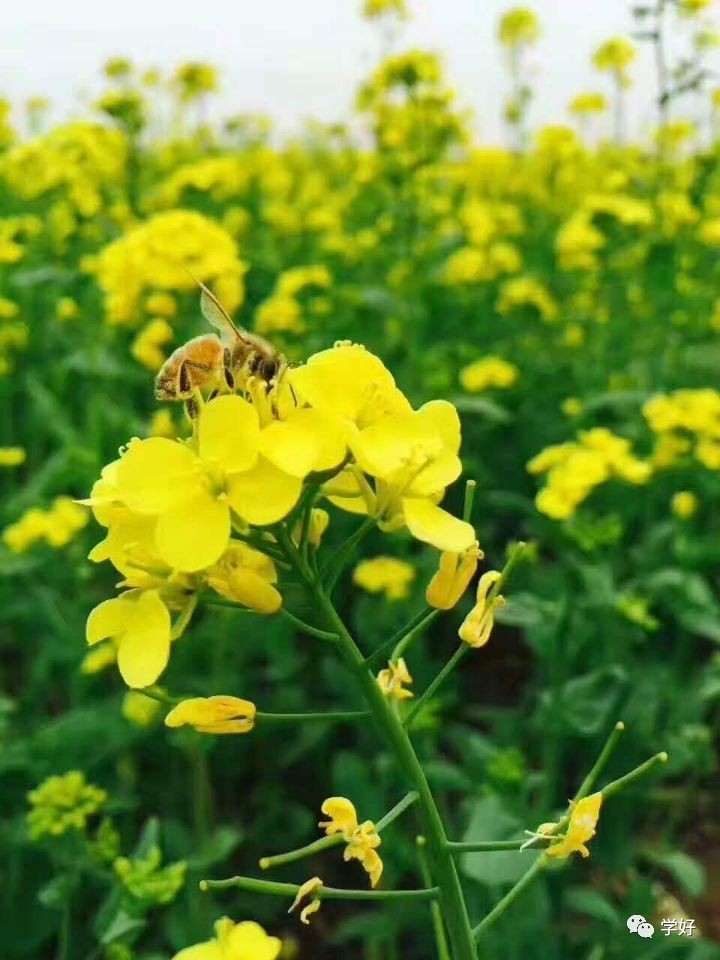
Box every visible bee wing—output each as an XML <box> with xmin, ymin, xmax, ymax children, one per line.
<box><xmin>197</xmin><ymin>280</ymin><xmax>247</xmax><ymax>348</ymax></box>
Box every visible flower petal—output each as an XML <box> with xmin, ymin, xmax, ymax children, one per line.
<box><xmin>262</xmin><ymin>409</ymin><xmax>346</xmax><ymax>478</ymax></box>
<box><xmin>86</xmin><ymin>593</ymin><xmax>136</xmax><ymax>646</ymax></box>
<box><xmin>116</xmin><ymin>438</ymin><xmax>200</xmax><ymax>513</ymax></box>
<box><xmin>155</xmin><ymin>492</ymin><xmax>230</xmax><ymax>572</ymax></box>
<box><xmin>402</xmin><ymin>498</ymin><xmax>475</xmax><ymax>552</ymax></box>
<box><xmin>116</xmin><ymin>590</ymin><xmax>171</xmax><ymax>688</ymax></box>
<box><xmin>199</xmin><ymin>395</ymin><xmax>260</xmax><ymax>473</ymax></box>
<box><xmin>227</xmin><ymin>457</ymin><xmax>301</xmax><ymax>526</ymax></box>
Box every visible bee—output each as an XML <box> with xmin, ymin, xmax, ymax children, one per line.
<box><xmin>154</xmin><ymin>282</ymin><xmax>287</xmax><ymax>415</ymax></box>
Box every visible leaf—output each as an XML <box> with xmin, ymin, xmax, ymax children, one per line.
<box><xmin>186</xmin><ymin>827</ymin><xmax>243</xmax><ymax>871</ymax></box>
<box><xmin>497</xmin><ymin>592</ymin><xmax>561</xmax><ymax>629</ymax></box>
<box><xmin>564</xmin><ymin>887</ymin><xmax>622</xmax><ymax>927</ymax></box>
<box><xmin>451</xmin><ymin>395</ymin><xmax>512</xmax><ymax>424</ymax></box>
<box><xmin>547</xmin><ymin>666</ymin><xmax>626</xmax><ymax>736</ymax></box>
<box><xmin>100</xmin><ymin>911</ymin><xmax>146</xmax><ymax>946</ymax></box>
<box><xmin>459</xmin><ymin>795</ymin><xmax>538</xmax><ymax>886</ymax></box>
<box><xmin>37</xmin><ymin>874</ymin><xmax>78</xmax><ymax>910</ymax></box>
<box><xmin>644</xmin><ymin>850</ymin><xmax>706</xmax><ymax>898</ymax></box>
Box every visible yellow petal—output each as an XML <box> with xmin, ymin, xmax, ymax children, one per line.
<box><xmin>319</xmin><ymin>796</ymin><xmax>359</xmax><ymax>837</ymax></box>
<box><xmin>227</xmin><ymin>457</ymin><xmax>301</xmax><ymax>526</ymax></box>
<box><xmin>86</xmin><ymin>594</ymin><xmax>136</xmax><ymax>646</ymax></box>
<box><xmin>402</xmin><ymin>498</ymin><xmax>475</xmax><ymax>552</ymax></box>
<box><xmin>155</xmin><ymin>492</ymin><xmax>230</xmax><ymax>572</ymax></box>
<box><xmin>416</xmin><ymin>400</ymin><xmax>462</xmax><ymax>454</ymax></box>
<box><xmin>211</xmin><ymin>566</ymin><xmax>282</xmax><ymax>613</ymax></box>
<box><xmin>199</xmin><ymin>395</ymin><xmax>260</xmax><ymax>473</ymax></box>
<box><xmin>262</xmin><ymin>409</ymin><xmax>346</xmax><ymax>478</ymax></box>
<box><xmin>172</xmin><ymin>942</ymin><xmax>223</xmax><ymax>960</ymax></box>
<box><xmin>351</xmin><ymin>414</ymin><xmax>438</xmax><ymax>478</ymax></box>
<box><xmin>226</xmin><ymin>922</ymin><xmax>282</xmax><ymax>960</ymax></box>
<box><xmin>407</xmin><ymin>451</ymin><xmax>462</xmax><ymax>497</ymax></box>
<box><xmin>116</xmin><ymin>438</ymin><xmax>200</xmax><ymax>513</ymax></box>
<box><xmin>116</xmin><ymin>590</ymin><xmax>171</xmax><ymax>688</ymax></box>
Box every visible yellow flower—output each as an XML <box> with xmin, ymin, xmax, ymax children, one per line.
<box><xmin>498</xmin><ymin>8</ymin><xmax>539</xmax><ymax>47</ymax></box>
<box><xmin>207</xmin><ymin>542</ymin><xmax>282</xmax><ymax>613</ymax></box>
<box><xmin>114</xmin><ymin>395</ymin><xmax>299</xmax><ymax>572</ymax></box>
<box><xmin>86</xmin><ymin>589</ymin><xmax>171</xmax><ymax>688</ymax></box>
<box><xmin>289</xmin><ymin>876</ymin><xmax>323</xmax><ymax>925</ymax></box>
<box><xmin>592</xmin><ymin>37</ymin><xmax>636</xmax><ymax>82</ymax></box>
<box><xmin>81</xmin><ymin>642</ymin><xmax>117</xmax><ymax>675</ymax></box>
<box><xmin>377</xmin><ymin>658</ymin><xmax>414</xmax><ymax>700</ymax></box>
<box><xmin>0</xmin><ymin>446</ymin><xmax>25</xmax><ymax>466</ymax></box>
<box><xmin>173</xmin><ymin>917</ymin><xmax>281</xmax><ymax>960</ymax></box>
<box><xmin>459</xmin><ymin>571</ymin><xmax>505</xmax><ymax>648</ymax></box>
<box><xmin>149</xmin><ymin>409</ymin><xmax>177</xmax><ymax>439</ymax></box>
<box><xmin>353</xmin><ymin>556</ymin><xmax>416</xmax><ymax>600</ymax></box>
<box><xmin>545</xmin><ymin>793</ymin><xmax>603</xmax><ymax>859</ymax></box>
<box><xmin>319</xmin><ymin>797</ymin><xmax>383</xmax><ymax>887</ymax></box>
<box><xmin>363</xmin><ymin>0</ymin><xmax>408</xmax><ymax>20</ymax></box>
<box><xmin>672</xmin><ymin>491</ymin><xmax>698</xmax><ymax>519</ymax></box>
<box><xmin>569</xmin><ymin>92</ymin><xmax>607</xmax><ymax>115</ymax></box>
<box><xmin>426</xmin><ymin>542</ymin><xmax>483</xmax><ymax>610</ymax></box>
<box><xmin>56</xmin><ymin>297</ymin><xmax>78</xmax><ymax>321</ymax></box>
<box><xmin>460</xmin><ymin>357</ymin><xmax>519</xmax><ymax>392</ymax></box>
<box><xmin>165</xmin><ymin>696</ymin><xmax>256</xmax><ymax>735</ymax></box>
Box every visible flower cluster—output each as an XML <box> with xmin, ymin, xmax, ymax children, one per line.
<box><xmin>3</xmin><ymin>497</ymin><xmax>89</xmax><ymax>553</ymax></box>
<box><xmin>528</xmin><ymin>427</ymin><xmax>651</xmax><ymax>520</ymax></box>
<box><xmin>173</xmin><ymin>918</ymin><xmax>281</xmax><ymax>960</ymax></box>
<box><xmin>94</xmin><ymin>210</ymin><xmax>246</xmax><ymax>325</ymax></box>
<box><xmin>459</xmin><ymin>356</ymin><xmax>519</xmax><ymax>392</ymax></box>
<box><xmin>83</xmin><ymin>337</ymin><xmax>474</xmax><ymax>688</ymax></box>
<box><xmin>643</xmin><ymin>389</ymin><xmax>720</xmax><ymax>470</ymax></box>
<box><xmin>353</xmin><ymin>555</ymin><xmax>416</xmax><ymax>600</ymax></box>
<box><xmin>27</xmin><ymin>771</ymin><xmax>107</xmax><ymax>840</ymax></box>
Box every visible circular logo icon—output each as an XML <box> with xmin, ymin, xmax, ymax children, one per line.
<box><xmin>627</xmin><ymin>915</ymin><xmax>645</xmax><ymax>933</ymax></box>
<box><xmin>637</xmin><ymin>921</ymin><xmax>655</xmax><ymax>939</ymax></box>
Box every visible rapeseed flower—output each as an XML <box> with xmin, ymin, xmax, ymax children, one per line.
<box><xmin>377</xmin><ymin>658</ymin><xmax>414</xmax><ymax>699</ymax></box>
<box><xmin>353</xmin><ymin>556</ymin><xmax>416</xmax><ymax>600</ymax></box>
<box><xmin>426</xmin><ymin>542</ymin><xmax>483</xmax><ymax>610</ymax></box>
<box><xmin>319</xmin><ymin>797</ymin><xmax>383</xmax><ymax>887</ymax></box>
<box><xmin>545</xmin><ymin>793</ymin><xmax>603</xmax><ymax>859</ymax></box>
<box><xmin>165</xmin><ymin>696</ymin><xmax>257</xmax><ymax>734</ymax></box>
<box><xmin>27</xmin><ymin>771</ymin><xmax>107</xmax><ymax>840</ymax></box>
<box><xmin>173</xmin><ymin>918</ymin><xmax>281</xmax><ymax>960</ymax></box>
<box><xmin>459</xmin><ymin>571</ymin><xmax>505</xmax><ymax>648</ymax></box>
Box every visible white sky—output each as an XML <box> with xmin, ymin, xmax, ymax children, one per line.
<box><xmin>2</xmin><ymin>0</ymin><xmax>717</xmax><ymax>143</ymax></box>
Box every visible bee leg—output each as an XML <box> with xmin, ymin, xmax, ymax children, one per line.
<box><xmin>184</xmin><ymin>397</ymin><xmax>199</xmax><ymax>421</ymax></box>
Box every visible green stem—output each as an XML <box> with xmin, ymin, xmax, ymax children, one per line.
<box><xmin>602</xmin><ymin>752</ymin><xmax>668</xmax><ymax>799</ymax></box>
<box><xmin>572</xmin><ymin>721</ymin><xmax>625</xmax><ymax>803</ymax></box>
<box><xmin>471</xmin><ymin>857</ymin><xmax>545</xmax><ymax>940</ymax></box>
<box><xmin>447</xmin><ymin>839</ymin><xmax>548</xmax><ymax>853</ymax></box>
<box><xmin>260</xmin><ymin>834</ymin><xmax>343</xmax><ymax>870</ymax></box>
<box><xmin>311</xmin><ymin>580</ymin><xmax>477</xmax><ymax>959</ymax></box>
<box><xmin>393</xmin><ymin>609</ymin><xmax>439</xmax><ymax>661</ymax></box>
<box><xmin>321</xmin><ymin>517</ymin><xmax>376</xmax><ymax>591</ymax></box>
<box><xmin>364</xmin><ymin>606</ymin><xmax>435</xmax><ymax>667</ymax></box>
<box><xmin>201</xmin><ymin>875</ymin><xmax>438</xmax><ymax>902</ymax></box>
<box><xmin>279</xmin><ymin>608</ymin><xmax>339</xmax><ymax>641</ymax></box>
<box><xmin>376</xmin><ymin>790</ymin><xmax>419</xmax><ymax>832</ymax></box>
<box><xmin>256</xmin><ymin>710</ymin><xmax>368</xmax><ymax>724</ymax></box>
<box><xmin>57</xmin><ymin>894</ymin><xmax>71</xmax><ymax>960</ymax></box>
<box><xmin>417</xmin><ymin>836</ymin><xmax>451</xmax><ymax>960</ymax></box>
<box><xmin>463</xmin><ymin>479</ymin><xmax>477</xmax><ymax>523</ymax></box>
<box><xmin>404</xmin><ymin>644</ymin><xmax>468</xmax><ymax>728</ymax></box>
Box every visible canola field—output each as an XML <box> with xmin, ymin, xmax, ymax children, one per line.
<box><xmin>2</xmin><ymin>2</ymin><xmax>720</xmax><ymax>959</ymax></box>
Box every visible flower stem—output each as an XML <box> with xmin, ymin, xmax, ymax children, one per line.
<box><xmin>311</xmin><ymin>581</ymin><xmax>478</xmax><ymax>959</ymax></box>
<box><xmin>321</xmin><ymin>517</ymin><xmax>376</xmax><ymax>591</ymax></box>
<box><xmin>602</xmin><ymin>751</ymin><xmax>668</xmax><ymax>799</ymax></box>
<box><xmin>572</xmin><ymin>720</ymin><xmax>625</xmax><ymax>803</ymax></box>
<box><xmin>279</xmin><ymin>608</ymin><xmax>339</xmax><ymax>641</ymax></box>
<box><xmin>200</xmin><ymin>875</ymin><xmax>438</xmax><ymax>902</ymax></box>
<box><xmin>364</xmin><ymin>606</ymin><xmax>435</xmax><ymax>667</ymax></box>
<box><xmin>471</xmin><ymin>857</ymin><xmax>545</xmax><ymax>940</ymax></box>
<box><xmin>256</xmin><ymin>709</ymin><xmax>369</xmax><ymax>724</ymax></box>
<box><xmin>375</xmin><ymin>790</ymin><xmax>419</xmax><ymax>832</ymax></box>
<box><xmin>447</xmin><ymin>838</ymin><xmax>548</xmax><ymax>853</ymax></box>
<box><xmin>392</xmin><ymin>608</ymin><xmax>439</xmax><ymax>661</ymax></box>
<box><xmin>417</xmin><ymin>836</ymin><xmax>451</xmax><ymax>960</ymax></box>
<box><xmin>404</xmin><ymin>644</ymin><xmax>468</xmax><ymax>728</ymax></box>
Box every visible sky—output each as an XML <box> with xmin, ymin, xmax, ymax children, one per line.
<box><xmin>1</xmin><ymin>0</ymin><xmax>716</xmax><ymax>144</ymax></box>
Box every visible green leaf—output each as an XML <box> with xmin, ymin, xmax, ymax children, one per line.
<box><xmin>644</xmin><ymin>850</ymin><xmax>706</xmax><ymax>898</ymax></box>
<box><xmin>186</xmin><ymin>826</ymin><xmax>243</xmax><ymax>871</ymax></box>
<box><xmin>547</xmin><ymin>666</ymin><xmax>626</xmax><ymax>736</ymax></box>
<box><xmin>37</xmin><ymin>874</ymin><xmax>77</xmax><ymax>910</ymax></box>
<box><xmin>451</xmin><ymin>395</ymin><xmax>512</xmax><ymax>423</ymax></box>
<box><xmin>100</xmin><ymin>911</ymin><xmax>146</xmax><ymax>946</ymax></box>
<box><xmin>459</xmin><ymin>795</ymin><xmax>538</xmax><ymax>886</ymax></box>
<box><xmin>564</xmin><ymin>887</ymin><xmax>621</xmax><ymax>927</ymax></box>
